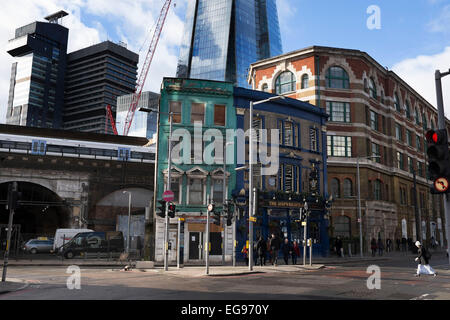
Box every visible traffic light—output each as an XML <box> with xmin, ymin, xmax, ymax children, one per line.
<box><xmin>208</xmin><ymin>203</ymin><xmax>221</xmax><ymax>226</ymax></box>
<box><xmin>156</xmin><ymin>200</ymin><xmax>166</xmax><ymax>218</ymax></box>
<box><xmin>224</xmin><ymin>200</ymin><xmax>233</xmax><ymax>226</ymax></box>
<box><xmin>426</xmin><ymin>129</ymin><xmax>450</xmax><ymax>193</ymax></box>
<box><xmin>168</xmin><ymin>202</ymin><xmax>176</xmax><ymax>218</ymax></box>
<box><xmin>6</xmin><ymin>182</ymin><xmax>21</xmax><ymax>211</ymax></box>
<box><xmin>253</xmin><ymin>189</ymin><xmax>264</xmax><ymax>216</ymax></box>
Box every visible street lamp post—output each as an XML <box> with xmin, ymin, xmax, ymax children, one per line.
<box><xmin>356</xmin><ymin>155</ymin><xmax>380</xmax><ymax>258</ymax></box>
<box><xmin>139</xmin><ymin>108</ymin><xmax>173</xmax><ymax>271</ymax></box>
<box><xmin>248</xmin><ymin>95</ymin><xmax>285</xmax><ymax>271</ymax></box>
<box><xmin>122</xmin><ymin>191</ymin><xmax>132</xmax><ymax>254</ymax></box>
<box><xmin>435</xmin><ymin>69</ymin><xmax>450</xmax><ymax>265</ymax></box>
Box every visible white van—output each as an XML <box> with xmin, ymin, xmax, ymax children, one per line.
<box><xmin>52</xmin><ymin>229</ymin><xmax>93</xmax><ymax>252</ymax></box>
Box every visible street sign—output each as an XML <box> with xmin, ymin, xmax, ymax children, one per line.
<box><xmin>163</xmin><ymin>190</ymin><xmax>175</xmax><ymax>202</ymax></box>
<box><xmin>434</xmin><ymin>177</ymin><xmax>449</xmax><ymax>193</ymax></box>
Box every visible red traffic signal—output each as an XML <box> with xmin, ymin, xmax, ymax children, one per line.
<box><xmin>426</xmin><ymin>129</ymin><xmax>450</xmax><ymax>193</ymax></box>
<box><xmin>168</xmin><ymin>202</ymin><xmax>176</xmax><ymax>218</ymax></box>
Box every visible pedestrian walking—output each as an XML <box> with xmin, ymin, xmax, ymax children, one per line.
<box><xmin>414</xmin><ymin>241</ymin><xmax>437</xmax><ymax>277</ymax></box>
<box><xmin>386</xmin><ymin>238</ymin><xmax>392</xmax><ymax>253</ymax></box>
<box><xmin>266</xmin><ymin>236</ymin><xmax>272</xmax><ymax>264</ymax></box>
<box><xmin>377</xmin><ymin>238</ymin><xmax>384</xmax><ymax>256</ymax></box>
<box><xmin>292</xmin><ymin>241</ymin><xmax>300</xmax><ymax>265</ymax></box>
<box><xmin>256</xmin><ymin>237</ymin><xmax>267</xmax><ymax>266</ymax></box>
<box><xmin>396</xmin><ymin>238</ymin><xmax>400</xmax><ymax>251</ymax></box>
<box><xmin>371</xmin><ymin>238</ymin><xmax>377</xmax><ymax>257</ymax></box>
<box><xmin>282</xmin><ymin>238</ymin><xmax>292</xmax><ymax>265</ymax></box>
<box><xmin>401</xmin><ymin>237</ymin><xmax>407</xmax><ymax>252</ymax></box>
<box><xmin>269</xmin><ymin>233</ymin><xmax>281</xmax><ymax>266</ymax></box>
<box><xmin>334</xmin><ymin>236</ymin><xmax>343</xmax><ymax>257</ymax></box>
<box><xmin>241</xmin><ymin>244</ymin><xmax>248</xmax><ymax>266</ymax></box>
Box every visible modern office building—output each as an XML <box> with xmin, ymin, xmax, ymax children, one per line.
<box><xmin>176</xmin><ymin>0</ymin><xmax>283</xmax><ymax>88</ymax></box>
<box><xmin>64</xmin><ymin>41</ymin><xmax>138</xmax><ymax>134</ymax></box>
<box><xmin>5</xmin><ymin>11</ymin><xmax>69</xmax><ymax>129</ymax></box>
<box><xmin>249</xmin><ymin>46</ymin><xmax>449</xmax><ymax>252</ymax></box>
<box><xmin>116</xmin><ymin>91</ymin><xmax>160</xmax><ymax>139</ymax></box>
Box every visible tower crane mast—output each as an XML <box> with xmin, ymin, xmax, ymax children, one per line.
<box><xmin>122</xmin><ymin>0</ymin><xmax>173</xmax><ymax>136</ymax></box>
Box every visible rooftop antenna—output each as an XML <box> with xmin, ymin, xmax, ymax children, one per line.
<box><xmin>45</xmin><ymin>10</ymin><xmax>69</xmax><ymax>25</ymax></box>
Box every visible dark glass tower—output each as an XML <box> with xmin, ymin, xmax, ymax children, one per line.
<box><xmin>6</xmin><ymin>15</ymin><xmax>69</xmax><ymax>128</ymax></box>
<box><xmin>176</xmin><ymin>0</ymin><xmax>282</xmax><ymax>88</ymax></box>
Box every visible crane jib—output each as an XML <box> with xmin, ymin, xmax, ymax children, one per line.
<box><xmin>123</xmin><ymin>0</ymin><xmax>173</xmax><ymax>136</ymax></box>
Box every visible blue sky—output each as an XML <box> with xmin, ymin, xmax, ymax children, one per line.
<box><xmin>1</xmin><ymin>0</ymin><xmax>450</xmax><ymax>122</ymax></box>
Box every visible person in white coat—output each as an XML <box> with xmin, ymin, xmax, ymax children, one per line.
<box><xmin>414</xmin><ymin>241</ymin><xmax>437</xmax><ymax>277</ymax></box>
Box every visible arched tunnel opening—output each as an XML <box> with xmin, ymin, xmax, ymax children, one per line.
<box><xmin>0</xmin><ymin>182</ymin><xmax>71</xmax><ymax>247</ymax></box>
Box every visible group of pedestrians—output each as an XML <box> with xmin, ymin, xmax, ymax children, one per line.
<box><xmin>242</xmin><ymin>234</ymin><xmax>302</xmax><ymax>266</ymax></box>
<box><xmin>370</xmin><ymin>238</ymin><xmax>385</xmax><ymax>257</ymax></box>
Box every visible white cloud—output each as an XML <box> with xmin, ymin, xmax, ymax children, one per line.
<box><xmin>427</xmin><ymin>4</ymin><xmax>450</xmax><ymax>33</ymax></box>
<box><xmin>0</xmin><ymin>0</ymin><xmax>186</xmax><ymax>123</ymax></box>
<box><xmin>392</xmin><ymin>47</ymin><xmax>450</xmax><ymax>118</ymax></box>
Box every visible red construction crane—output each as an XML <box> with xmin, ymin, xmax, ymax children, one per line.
<box><xmin>105</xmin><ymin>105</ymin><xmax>118</xmax><ymax>135</ymax></box>
<box><xmin>122</xmin><ymin>0</ymin><xmax>173</xmax><ymax>136</ymax></box>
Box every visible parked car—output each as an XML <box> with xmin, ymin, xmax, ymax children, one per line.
<box><xmin>23</xmin><ymin>239</ymin><xmax>54</xmax><ymax>254</ymax></box>
<box><xmin>58</xmin><ymin>231</ymin><xmax>124</xmax><ymax>259</ymax></box>
<box><xmin>53</xmin><ymin>229</ymin><xmax>93</xmax><ymax>253</ymax></box>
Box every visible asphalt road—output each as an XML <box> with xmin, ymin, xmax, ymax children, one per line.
<box><xmin>1</xmin><ymin>254</ymin><xmax>449</xmax><ymax>300</ymax></box>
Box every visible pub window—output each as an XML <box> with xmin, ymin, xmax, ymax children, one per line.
<box><xmin>191</xmin><ymin>103</ymin><xmax>205</xmax><ymax>124</ymax></box>
<box><xmin>284</xmin><ymin>164</ymin><xmax>294</xmax><ymax>193</ymax></box>
<box><xmin>188</xmin><ymin>178</ymin><xmax>204</xmax><ymax>205</ymax></box>
<box><xmin>284</xmin><ymin>121</ymin><xmax>294</xmax><ymax>146</ymax></box>
<box><xmin>169</xmin><ymin>101</ymin><xmax>182</xmax><ymax>123</ymax></box>
<box><xmin>310</xmin><ymin>127</ymin><xmax>318</xmax><ymax>152</ymax></box>
<box><xmin>214</xmin><ymin>104</ymin><xmax>226</xmax><ymax>126</ymax></box>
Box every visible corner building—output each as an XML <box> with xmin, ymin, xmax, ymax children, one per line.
<box><xmin>249</xmin><ymin>46</ymin><xmax>448</xmax><ymax>252</ymax></box>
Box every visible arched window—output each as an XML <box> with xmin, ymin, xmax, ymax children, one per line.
<box><xmin>334</xmin><ymin>216</ymin><xmax>351</xmax><ymax>238</ymax></box>
<box><xmin>394</xmin><ymin>93</ymin><xmax>401</xmax><ymax>112</ymax></box>
<box><xmin>343</xmin><ymin>179</ymin><xmax>353</xmax><ymax>198</ymax></box>
<box><xmin>261</xmin><ymin>83</ymin><xmax>269</xmax><ymax>92</ymax></box>
<box><xmin>373</xmin><ymin>180</ymin><xmax>382</xmax><ymax>200</ymax></box>
<box><xmin>301</xmin><ymin>74</ymin><xmax>309</xmax><ymax>89</ymax></box>
<box><xmin>405</xmin><ymin>101</ymin><xmax>411</xmax><ymax>119</ymax></box>
<box><xmin>331</xmin><ymin>178</ymin><xmax>340</xmax><ymax>199</ymax></box>
<box><xmin>275</xmin><ymin>71</ymin><xmax>296</xmax><ymax>95</ymax></box>
<box><xmin>369</xmin><ymin>78</ymin><xmax>377</xmax><ymax>99</ymax></box>
<box><xmin>364</xmin><ymin>79</ymin><xmax>368</xmax><ymax>93</ymax></box>
<box><xmin>422</xmin><ymin>113</ymin><xmax>428</xmax><ymax>130</ymax></box>
<box><xmin>380</xmin><ymin>90</ymin><xmax>385</xmax><ymax>103</ymax></box>
<box><xmin>431</xmin><ymin>119</ymin><xmax>436</xmax><ymax>130</ymax></box>
<box><xmin>415</xmin><ymin>108</ymin><xmax>421</xmax><ymax>125</ymax></box>
<box><xmin>326</xmin><ymin>66</ymin><xmax>349</xmax><ymax>89</ymax></box>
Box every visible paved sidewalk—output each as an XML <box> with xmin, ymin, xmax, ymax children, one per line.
<box><xmin>0</xmin><ymin>279</ymin><xmax>28</xmax><ymax>294</ymax></box>
<box><xmin>133</xmin><ymin>264</ymin><xmax>326</xmax><ymax>277</ymax></box>
<box><xmin>0</xmin><ymin>250</ymin><xmax>445</xmax><ymax>268</ymax></box>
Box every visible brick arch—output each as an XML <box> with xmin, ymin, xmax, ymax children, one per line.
<box><xmin>269</xmin><ymin>63</ymin><xmax>299</xmax><ymax>93</ymax></box>
<box><xmin>320</xmin><ymin>57</ymin><xmax>358</xmax><ymax>85</ymax></box>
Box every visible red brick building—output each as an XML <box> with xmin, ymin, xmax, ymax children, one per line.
<box><xmin>248</xmin><ymin>46</ymin><xmax>448</xmax><ymax>253</ymax></box>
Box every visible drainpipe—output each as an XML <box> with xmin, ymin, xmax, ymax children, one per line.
<box><xmin>315</xmin><ymin>55</ymin><xmax>321</xmax><ymax>108</ymax></box>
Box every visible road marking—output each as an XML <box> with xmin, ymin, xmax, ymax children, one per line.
<box><xmin>411</xmin><ymin>293</ymin><xmax>430</xmax><ymax>300</ymax></box>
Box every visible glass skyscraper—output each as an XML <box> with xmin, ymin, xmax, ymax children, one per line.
<box><xmin>6</xmin><ymin>18</ymin><xmax>68</xmax><ymax>128</ymax></box>
<box><xmin>176</xmin><ymin>0</ymin><xmax>282</xmax><ymax>88</ymax></box>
